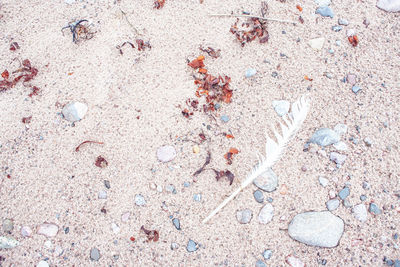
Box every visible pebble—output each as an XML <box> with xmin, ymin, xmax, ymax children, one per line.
<box><xmin>21</xmin><ymin>226</ymin><xmax>33</xmax><ymax>237</ymax></box>
<box><xmin>90</xmin><ymin>247</ymin><xmax>101</xmax><ymax>261</ymax></box>
<box><xmin>166</xmin><ymin>184</ymin><xmax>177</xmax><ymax>194</ymax></box>
<box><xmin>121</xmin><ymin>212</ymin><xmax>130</xmax><ymax>222</ymax></box>
<box><xmin>330</xmin><ymin>152</ymin><xmax>347</xmax><ymax>165</ymax></box>
<box><xmin>255</xmin><ymin>260</ymin><xmax>267</xmax><ymax>267</ymax></box>
<box><xmin>245</xmin><ymin>68</ymin><xmax>257</xmax><ymax>78</ymax></box>
<box><xmin>157</xmin><ymin>145</ymin><xmax>176</xmax><ymax>163</ymax></box>
<box><xmin>157</xmin><ymin>185</ymin><xmax>163</xmax><ymax>192</ymax></box>
<box><xmin>104</xmin><ymin>180</ymin><xmax>110</xmax><ymax>189</ymax></box>
<box><xmin>335</xmin><ymin>40</ymin><xmax>341</xmax><ymax>46</ymax></box>
<box><xmin>186</xmin><ymin>239</ymin><xmax>198</xmax><ymax>252</ymax></box>
<box><xmin>193</xmin><ymin>194</ymin><xmax>201</xmax><ymax>202</ymax></box>
<box><xmin>326</xmin><ymin>199</ymin><xmax>340</xmax><ymax>211</ymax></box>
<box><xmin>308</xmin><ymin>37</ymin><xmax>325</xmax><ymax>51</ymax></box>
<box><xmin>362</xmin><ymin>181</ymin><xmax>371</xmax><ymax>190</ymax></box>
<box><xmin>338</xmin><ymin>187</ymin><xmax>350</xmax><ymax>200</ymax></box>
<box><xmin>316</xmin><ymin>6</ymin><xmax>334</xmax><ymax>18</ymax></box>
<box><xmin>314</xmin><ymin>0</ymin><xmax>331</xmax><ymax>6</ymax></box>
<box><xmin>253</xmin><ymin>190</ymin><xmax>264</xmax><ymax>203</ymax></box>
<box><xmin>172</xmin><ymin>218</ymin><xmax>181</xmax><ymax>230</ymax></box>
<box><xmin>37</xmin><ymin>261</ymin><xmax>49</xmax><ymax>267</ymax></box>
<box><xmin>377</xmin><ymin>0</ymin><xmax>400</xmax><ymax>12</ymax></box>
<box><xmin>38</xmin><ymin>223</ymin><xmax>59</xmax><ymax>237</ymax></box>
<box><xmin>111</xmin><ymin>223</ymin><xmax>120</xmax><ymax>234</ymax></box>
<box><xmin>319</xmin><ymin>176</ymin><xmax>329</xmax><ymax>187</ymax></box>
<box><xmin>286</xmin><ymin>255</ymin><xmax>305</xmax><ymax>267</ymax></box>
<box><xmin>360</xmin><ymin>195</ymin><xmax>367</xmax><ymax>201</ymax></box>
<box><xmin>236</xmin><ymin>209</ymin><xmax>253</xmax><ymax>224</ymax></box>
<box><xmin>134</xmin><ymin>194</ymin><xmax>146</xmax><ymax>206</ymax></box>
<box><xmin>369</xmin><ymin>203</ymin><xmax>382</xmax><ymax>215</ymax></box>
<box><xmin>61</xmin><ymin>102</ymin><xmax>88</xmax><ymax>122</ymax></box>
<box><xmin>192</xmin><ymin>145</ymin><xmax>200</xmax><ymax>154</ymax></box>
<box><xmin>288</xmin><ymin>211</ymin><xmax>344</xmax><ymax>248</ymax></box>
<box><xmin>310</xmin><ymin>128</ymin><xmax>340</xmax><ymax>146</ymax></box>
<box><xmin>262</xmin><ymin>249</ymin><xmax>272</xmax><ymax>260</ymax></box>
<box><xmin>272</xmin><ymin>100</ymin><xmax>290</xmax><ymax>116</ymax></box>
<box><xmin>338</xmin><ymin>18</ymin><xmax>349</xmax><ymax>25</ymax></box>
<box><xmin>0</xmin><ymin>236</ymin><xmax>19</xmax><ymax>249</ymax></box>
<box><xmin>170</xmin><ymin>242</ymin><xmax>179</xmax><ymax>250</ymax></box>
<box><xmin>221</xmin><ymin>115</ymin><xmax>230</xmax><ymax>123</ymax></box>
<box><xmin>333</xmin><ymin>141</ymin><xmax>347</xmax><ymax>151</ymax></box>
<box><xmin>331</xmin><ymin>25</ymin><xmax>342</xmax><ymax>32</ymax></box>
<box><xmin>364</xmin><ymin>137</ymin><xmax>373</xmax><ymax>147</ymax></box>
<box><xmin>98</xmin><ymin>190</ymin><xmax>107</xmax><ymax>199</ymax></box>
<box><xmin>258</xmin><ymin>204</ymin><xmax>274</xmax><ymax>224</ymax></box>
<box><xmin>2</xmin><ymin>219</ymin><xmax>14</xmax><ymax>233</ymax></box>
<box><xmin>253</xmin><ymin>168</ymin><xmax>278</xmax><ymax>192</ymax></box>
<box><xmin>353</xmin><ymin>204</ymin><xmax>368</xmax><ymax>222</ymax></box>
<box><xmin>352</xmin><ymin>85</ymin><xmax>361</xmax><ymax>94</ymax></box>
<box><xmin>183</xmin><ymin>181</ymin><xmax>190</xmax><ymax>187</ymax></box>
<box><xmin>346</xmin><ymin>74</ymin><xmax>357</xmax><ymax>85</ymax></box>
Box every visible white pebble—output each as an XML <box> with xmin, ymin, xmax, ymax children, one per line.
<box><xmin>111</xmin><ymin>223</ymin><xmax>120</xmax><ymax>234</ymax></box>
<box><xmin>21</xmin><ymin>226</ymin><xmax>33</xmax><ymax>237</ymax></box>
<box><xmin>61</xmin><ymin>102</ymin><xmax>88</xmax><ymax>122</ymax></box>
<box><xmin>258</xmin><ymin>204</ymin><xmax>274</xmax><ymax>224</ymax></box>
<box><xmin>98</xmin><ymin>190</ymin><xmax>107</xmax><ymax>199</ymax></box>
<box><xmin>157</xmin><ymin>145</ymin><xmax>176</xmax><ymax>163</ymax></box>
<box><xmin>308</xmin><ymin>37</ymin><xmax>325</xmax><ymax>51</ymax></box>
<box><xmin>37</xmin><ymin>223</ymin><xmax>59</xmax><ymax>237</ymax></box>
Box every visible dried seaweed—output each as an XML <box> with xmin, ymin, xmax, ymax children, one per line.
<box><xmin>141</xmin><ymin>226</ymin><xmax>159</xmax><ymax>242</ymax></box>
<box><xmin>193</xmin><ymin>151</ymin><xmax>211</xmax><ymax>176</ymax></box>
<box><xmin>212</xmin><ymin>169</ymin><xmax>235</xmax><ymax>185</ymax></box>
<box><xmin>1</xmin><ymin>59</ymin><xmax>39</xmax><ymax>93</ymax></box>
<box><xmin>75</xmin><ymin>140</ymin><xmax>104</xmax><ymax>152</ymax></box>
<box><xmin>62</xmin><ymin>19</ymin><xmax>95</xmax><ymax>43</ymax></box>
<box><xmin>154</xmin><ymin>0</ymin><xmax>165</xmax><ymax>9</ymax></box>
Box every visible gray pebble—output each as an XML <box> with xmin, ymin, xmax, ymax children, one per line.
<box><xmin>172</xmin><ymin>218</ymin><xmax>181</xmax><ymax>230</ymax></box>
<box><xmin>310</xmin><ymin>128</ymin><xmax>340</xmax><ymax>146</ymax></box>
<box><xmin>353</xmin><ymin>204</ymin><xmax>367</xmax><ymax>222</ymax></box>
<box><xmin>272</xmin><ymin>100</ymin><xmax>290</xmax><ymax>116</ymax></box>
<box><xmin>343</xmin><ymin>199</ymin><xmax>352</xmax><ymax>208</ymax></box>
<box><xmin>255</xmin><ymin>260</ymin><xmax>267</xmax><ymax>267</ymax></box>
<box><xmin>352</xmin><ymin>85</ymin><xmax>361</xmax><ymax>94</ymax></box>
<box><xmin>316</xmin><ymin>6</ymin><xmax>334</xmax><ymax>18</ymax></box>
<box><xmin>267</xmin><ymin>197</ymin><xmax>273</xmax><ymax>203</ymax></box>
<box><xmin>170</xmin><ymin>242</ymin><xmax>179</xmax><ymax>250</ymax></box>
<box><xmin>186</xmin><ymin>239</ymin><xmax>198</xmax><ymax>252</ymax></box>
<box><xmin>288</xmin><ymin>211</ymin><xmax>344</xmax><ymax>248</ymax></box>
<box><xmin>338</xmin><ymin>187</ymin><xmax>350</xmax><ymax>200</ymax></box>
<box><xmin>258</xmin><ymin>204</ymin><xmax>274</xmax><ymax>224</ymax></box>
<box><xmin>236</xmin><ymin>209</ymin><xmax>253</xmax><ymax>224</ymax></box>
<box><xmin>369</xmin><ymin>203</ymin><xmax>382</xmax><ymax>215</ymax></box>
<box><xmin>331</xmin><ymin>25</ymin><xmax>342</xmax><ymax>32</ymax></box>
<box><xmin>338</xmin><ymin>18</ymin><xmax>349</xmax><ymax>25</ymax></box>
<box><xmin>157</xmin><ymin>145</ymin><xmax>176</xmax><ymax>163</ymax></box>
<box><xmin>245</xmin><ymin>68</ymin><xmax>257</xmax><ymax>78</ymax></box>
<box><xmin>193</xmin><ymin>194</ymin><xmax>201</xmax><ymax>202</ymax></box>
<box><xmin>221</xmin><ymin>115</ymin><xmax>230</xmax><ymax>123</ymax></box>
<box><xmin>90</xmin><ymin>247</ymin><xmax>100</xmax><ymax>261</ymax></box>
<box><xmin>253</xmin><ymin>190</ymin><xmax>264</xmax><ymax>203</ymax></box>
<box><xmin>326</xmin><ymin>199</ymin><xmax>340</xmax><ymax>211</ymax></box>
<box><xmin>319</xmin><ymin>176</ymin><xmax>329</xmax><ymax>187</ymax></box>
<box><xmin>330</xmin><ymin>152</ymin><xmax>347</xmax><ymax>165</ymax></box>
<box><xmin>98</xmin><ymin>190</ymin><xmax>107</xmax><ymax>199</ymax></box>
<box><xmin>0</xmin><ymin>236</ymin><xmax>19</xmax><ymax>249</ymax></box>
<box><xmin>135</xmin><ymin>194</ymin><xmax>146</xmax><ymax>206</ymax></box>
<box><xmin>2</xmin><ymin>219</ymin><xmax>14</xmax><ymax>233</ymax></box>
<box><xmin>335</xmin><ymin>40</ymin><xmax>341</xmax><ymax>46</ymax></box>
<box><xmin>104</xmin><ymin>180</ymin><xmax>110</xmax><ymax>189</ymax></box>
<box><xmin>253</xmin><ymin>168</ymin><xmax>278</xmax><ymax>192</ymax></box>
<box><xmin>362</xmin><ymin>181</ymin><xmax>370</xmax><ymax>190</ymax></box>
<box><xmin>360</xmin><ymin>195</ymin><xmax>367</xmax><ymax>201</ymax></box>
<box><xmin>364</xmin><ymin>137</ymin><xmax>373</xmax><ymax>147</ymax></box>
<box><xmin>183</xmin><ymin>182</ymin><xmax>190</xmax><ymax>187</ymax></box>
<box><xmin>166</xmin><ymin>184</ymin><xmax>177</xmax><ymax>194</ymax></box>
<box><xmin>262</xmin><ymin>249</ymin><xmax>272</xmax><ymax>260</ymax></box>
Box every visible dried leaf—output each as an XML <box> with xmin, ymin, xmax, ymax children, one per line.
<box><xmin>1</xmin><ymin>70</ymin><xmax>9</xmax><ymax>79</ymax></box>
<box><xmin>140</xmin><ymin>226</ymin><xmax>159</xmax><ymax>242</ymax></box>
<box><xmin>188</xmin><ymin>58</ymin><xmax>205</xmax><ymax>69</ymax></box>
<box><xmin>95</xmin><ymin>156</ymin><xmax>108</xmax><ymax>168</ymax></box>
<box><xmin>193</xmin><ymin>151</ymin><xmax>211</xmax><ymax>176</ymax></box>
<box><xmin>22</xmin><ymin>116</ymin><xmax>32</xmax><ymax>124</ymax></box>
<box><xmin>154</xmin><ymin>0</ymin><xmax>165</xmax><ymax>9</ymax></box>
<box><xmin>9</xmin><ymin>42</ymin><xmax>20</xmax><ymax>51</ymax></box>
<box><xmin>199</xmin><ymin>46</ymin><xmax>221</xmax><ymax>58</ymax></box>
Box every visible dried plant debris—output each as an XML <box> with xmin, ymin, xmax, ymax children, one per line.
<box><xmin>116</xmin><ymin>40</ymin><xmax>151</xmax><ymax>54</ymax></box>
<box><xmin>212</xmin><ymin>169</ymin><xmax>235</xmax><ymax>185</ymax></box>
<box><xmin>224</xmin><ymin>147</ymin><xmax>239</xmax><ymax>165</ymax></box>
<box><xmin>199</xmin><ymin>46</ymin><xmax>221</xmax><ymax>58</ymax></box>
<box><xmin>62</xmin><ymin>19</ymin><xmax>95</xmax><ymax>43</ymax></box>
<box><xmin>348</xmin><ymin>35</ymin><xmax>359</xmax><ymax>47</ymax></box>
<box><xmin>21</xmin><ymin>116</ymin><xmax>32</xmax><ymax>124</ymax></box>
<box><xmin>75</xmin><ymin>141</ymin><xmax>104</xmax><ymax>152</ymax></box>
<box><xmin>1</xmin><ymin>59</ymin><xmax>39</xmax><ymax>93</ymax></box>
<box><xmin>140</xmin><ymin>226</ymin><xmax>159</xmax><ymax>242</ymax></box>
<box><xmin>9</xmin><ymin>42</ymin><xmax>20</xmax><ymax>51</ymax></box>
<box><xmin>193</xmin><ymin>151</ymin><xmax>211</xmax><ymax>176</ymax></box>
<box><xmin>154</xmin><ymin>0</ymin><xmax>165</xmax><ymax>9</ymax></box>
<box><xmin>230</xmin><ymin>17</ymin><xmax>269</xmax><ymax>46</ymax></box>
<box><xmin>95</xmin><ymin>156</ymin><xmax>108</xmax><ymax>168</ymax></box>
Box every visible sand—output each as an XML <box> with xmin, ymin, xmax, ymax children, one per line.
<box><xmin>1</xmin><ymin>0</ymin><xmax>399</xmax><ymax>266</ymax></box>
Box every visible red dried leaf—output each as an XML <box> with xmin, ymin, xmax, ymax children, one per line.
<box><xmin>188</xmin><ymin>58</ymin><xmax>205</xmax><ymax>69</ymax></box>
<box><xmin>141</xmin><ymin>226</ymin><xmax>159</xmax><ymax>242</ymax></box>
<box><xmin>1</xmin><ymin>70</ymin><xmax>9</xmax><ymax>79</ymax></box>
<box><xmin>348</xmin><ymin>35</ymin><xmax>359</xmax><ymax>47</ymax></box>
<box><xmin>28</xmin><ymin>86</ymin><xmax>40</xmax><ymax>97</ymax></box>
<box><xmin>10</xmin><ymin>42</ymin><xmax>20</xmax><ymax>51</ymax></box>
<box><xmin>229</xmin><ymin>147</ymin><xmax>239</xmax><ymax>154</ymax></box>
<box><xmin>22</xmin><ymin>116</ymin><xmax>32</xmax><ymax>124</ymax></box>
<box><xmin>199</xmin><ymin>46</ymin><xmax>221</xmax><ymax>58</ymax></box>
<box><xmin>154</xmin><ymin>0</ymin><xmax>165</xmax><ymax>9</ymax></box>
<box><xmin>95</xmin><ymin>156</ymin><xmax>108</xmax><ymax>168</ymax></box>
<box><xmin>22</xmin><ymin>59</ymin><xmax>31</xmax><ymax>69</ymax></box>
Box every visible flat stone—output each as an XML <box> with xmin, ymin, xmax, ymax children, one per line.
<box><xmin>308</xmin><ymin>37</ymin><xmax>325</xmax><ymax>51</ymax></box>
<box><xmin>0</xmin><ymin>236</ymin><xmax>19</xmax><ymax>249</ymax></box>
<box><xmin>236</xmin><ymin>209</ymin><xmax>253</xmax><ymax>224</ymax></box>
<box><xmin>186</xmin><ymin>239</ymin><xmax>198</xmax><ymax>252</ymax></box>
<box><xmin>272</xmin><ymin>100</ymin><xmax>290</xmax><ymax>116</ymax></box>
<box><xmin>352</xmin><ymin>85</ymin><xmax>361</xmax><ymax>94</ymax></box>
<box><xmin>353</xmin><ymin>204</ymin><xmax>367</xmax><ymax>222</ymax></box>
<box><xmin>331</xmin><ymin>25</ymin><xmax>342</xmax><ymax>32</ymax></box>
<box><xmin>338</xmin><ymin>18</ymin><xmax>349</xmax><ymax>25</ymax></box>
<box><xmin>263</xmin><ymin>249</ymin><xmax>272</xmax><ymax>260</ymax></box>
<box><xmin>134</xmin><ymin>194</ymin><xmax>146</xmax><ymax>206</ymax></box>
<box><xmin>157</xmin><ymin>145</ymin><xmax>176</xmax><ymax>163</ymax></box>
<box><xmin>172</xmin><ymin>218</ymin><xmax>181</xmax><ymax>230</ymax></box>
<box><xmin>193</xmin><ymin>194</ymin><xmax>201</xmax><ymax>202</ymax></box>
<box><xmin>170</xmin><ymin>242</ymin><xmax>179</xmax><ymax>250</ymax></box>
<box><xmin>21</xmin><ymin>226</ymin><xmax>33</xmax><ymax>237</ymax></box>
<box><xmin>333</xmin><ymin>141</ymin><xmax>347</xmax><ymax>151</ymax></box>
<box><xmin>221</xmin><ymin>115</ymin><xmax>230</xmax><ymax>123</ymax></box>
<box><xmin>253</xmin><ymin>190</ymin><xmax>264</xmax><ymax>203</ymax></box>
<box><xmin>369</xmin><ymin>203</ymin><xmax>382</xmax><ymax>215</ymax></box>
<box><xmin>318</xmin><ymin>176</ymin><xmax>329</xmax><ymax>187</ymax></box>
<box><xmin>310</xmin><ymin>128</ymin><xmax>340</xmax><ymax>146</ymax></box>
<box><xmin>377</xmin><ymin>0</ymin><xmax>400</xmax><ymax>12</ymax></box>
<box><xmin>258</xmin><ymin>204</ymin><xmax>274</xmax><ymax>224</ymax></box>
<box><xmin>326</xmin><ymin>199</ymin><xmax>340</xmax><ymax>211</ymax></box>
<box><xmin>37</xmin><ymin>223</ymin><xmax>59</xmax><ymax>237</ymax></box>
<box><xmin>330</xmin><ymin>152</ymin><xmax>347</xmax><ymax>165</ymax></box>
<box><xmin>245</xmin><ymin>68</ymin><xmax>257</xmax><ymax>78</ymax></box>
<box><xmin>90</xmin><ymin>247</ymin><xmax>101</xmax><ymax>261</ymax></box>
<box><xmin>316</xmin><ymin>6</ymin><xmax>334</xmax><ymax>18</ymax></box>
<box><xmin>253</xmin><ymin>168</ymin><xmax>278</xmax><ymax>192</ymax></box>
<box><xmin>62</xmin><ymin>102</ymin><xmax>88</xmax><ymax>122</ymax></box>
<box><xmin>338</xmin><ymin>187</ymin><xmax>350</xmax><ymax>200</ymax></box>
<box><xmin>2</xmin><ymin>219</ymin><xmax>14</xmax><ymax>233</ymax></box>
<box><xmin>288</xmin><ymin>211</ymin><xmax>344</xmax><ymax>248</ymax></box>
<box><xmin>98</xmin><ymin>190</ymin><xmax>107</xmax><ymax>199</ymax></box>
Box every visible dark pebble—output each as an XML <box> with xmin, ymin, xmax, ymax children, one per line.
<box><xmin>104</xmin><ymin>180</ymin><xmax>110</xmax><ymax>189</ymax></box>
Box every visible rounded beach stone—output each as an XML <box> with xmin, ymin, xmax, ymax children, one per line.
<box><xmin>288</xmin><ymin>211</ymin><xmax>344</xmax><ymax>248</ymax></box>
<box><xmin>258</xmin><ymin>203</ymin><xmax>274</xmax><ymax>224</ymax></box>
<box><xmin>253</xmin><ymin>168</ymin><xmax>278</xmax><ymax>192</ymax></box>
<box><xmin>156</xmin><ymin>145</ymin><xmax>176</xmax><ymax>163</ymax></box>
<box><xmin>236</xmin><ymin>209</ymin><xmax>253</xmax><ymax>224</ymax></box>
<box><xmin>37</xmin><ymin>223</ymin><xmax>59</xmax><ymax>237</ymax></box>
<box><xmin>309</xmin><ymin>128</ymin><xmax>340</xmax><ymax>146</ymax></box>
<box><xmin>61</xmin><ymin>102</ymin><xmax>88</xmax><ymax>122</ymax></box>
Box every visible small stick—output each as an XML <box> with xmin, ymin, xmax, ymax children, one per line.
<box><xmin>120</xmin><ymin>8</ymin><xmax>141</xmax><ymax>36</ymax></box>
<box><xmin>209</xmin><ymin>14</ymin><xmax>297</xmax><ymax>24</ymax></box>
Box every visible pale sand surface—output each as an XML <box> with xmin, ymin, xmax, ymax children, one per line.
<box><xmin>0</xmin><ymin>0</ymin><xmax>399</xmax><ymax>266</ymax></box>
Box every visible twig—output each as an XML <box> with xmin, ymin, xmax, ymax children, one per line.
<box><xmin>120</xmin><ymin>8</ymin><xmax>141</xmax><ymax>37</ymax></box>
<box><xmin>209</xmin><ymin>14</ymin><xmax>297</xmax><ymax>24</ymax></box>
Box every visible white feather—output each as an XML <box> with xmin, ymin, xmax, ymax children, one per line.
<box><xmin>202</xmin><ymin>95</ymin><xmax>311</xmax><ymax>224</ymax></box>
